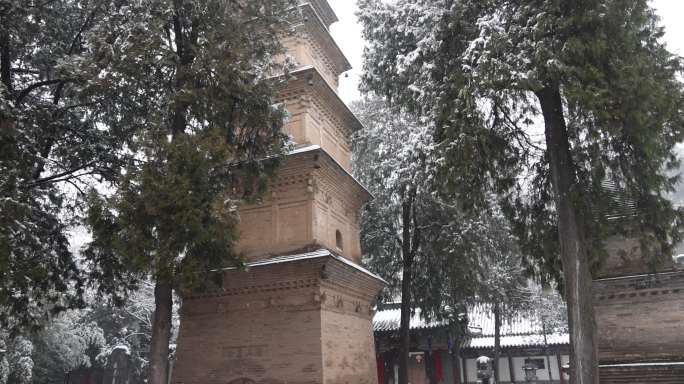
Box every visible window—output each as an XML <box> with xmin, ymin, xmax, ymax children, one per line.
<box><xmin>524</xmin><ymin>358</ymin><xmax>546</xmax><ymax>370</ymax></box>
<box><xmin>336</xmin><ymin>230</ymin><xmax>343</xmax><ymax>250</ymax></box>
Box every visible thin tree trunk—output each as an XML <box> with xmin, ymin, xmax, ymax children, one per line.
<box><xmin>453</xmin><ymin>348</ymin><xmax>462</xmax><ymax>384</ymax></box>
<box><xmin>0</xmin><ymin>32</ymin><xmax>11</xmax><ymax>95</ymax></box>
<box><xmin>398</xmin><ymin>260</ymin><xmax>412</xmax><ymax>384</ymax></box>
<box><xmin>536</xmin><ymin>84</ymin><xmax>598</xmax><ymax>384</ymax></box>
<box><xmin>398</xmin><ymin>196</ymin><xmax>417</xmax><ymax>384</ymax></box>
<box><xmin>493</xmin><ymin>303</ymin><xmax>501</xmax><ymax>384</ymax></box>
<box><xmin>149</xmin><ymin>279</ymin><xmax>173</xmax><ymax>384</ymax></box>
<box><xmin>543</xmin><ymin>322</ymin><xmax>553</xmax><ymax>382</ymax></box>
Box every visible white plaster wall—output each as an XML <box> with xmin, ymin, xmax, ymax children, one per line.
<box><xmin>463</xmin><ymin>355</ymin><xmax>569</xmax><ymax>383</ymax></box>
<box><xmin>497</xmin><ymin>357</ymin><xmax>511</xmax><ymax>382</ymax></box>
<box><xmin>465</xmin><ymin>358</ymin><xmax>478</xmax><ymax>383</ymax></box>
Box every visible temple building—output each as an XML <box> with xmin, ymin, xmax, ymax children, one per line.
<box><xmin>373</xmin><ymin>304</ymin><xmax>570</xmax><ymax>384</ymax></box>
<box><xmin>171</xmin><ymin>2</ymin><xmax>385</xmax><ymax>384</ymax></box>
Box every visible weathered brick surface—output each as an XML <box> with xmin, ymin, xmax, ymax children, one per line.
<box><xmin>172</xmin><ymin>256</ymin><xmax>384</xmax><ymax>384</ymax></box>
<box><xmin>321</xmin><ymin>309</ymin><xmax>378</xmax><ymax>384</ymax></box>
<box><xmin>594</xmin><ymin>271</ymin><xmax>684</xmax><ymax>363</ymax></box>
<box><xmin>235</xmin><ymin>149</ymin><xmax>368</xmax><ymax>263</ymax></box>
<box><xmin>597</xmin><ymin>236</ymin><xmax>676</xmax><ymax>279</ymax></box>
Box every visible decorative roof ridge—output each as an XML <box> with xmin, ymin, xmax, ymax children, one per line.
<box><xmin>599</xmin><ymin>361</ymin><xmax>684</xmax><ymax>367</ymax></box>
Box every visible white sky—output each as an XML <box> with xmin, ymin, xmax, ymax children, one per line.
<box><xmin>328</xmin><ymin>0</ymin><xmax>684</xmax><ymax>105</ymax></box>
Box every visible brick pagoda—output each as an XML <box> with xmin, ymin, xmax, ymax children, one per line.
<box><xmin>171</xmin><ymin>2</ymin><xmax>385</xmax><ymax>384</ymax></box>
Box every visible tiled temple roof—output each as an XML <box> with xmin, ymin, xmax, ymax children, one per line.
<box><xmin>373</xmin><ymin>303</ymin><xmax>569</xmax><ymax>349</ymax></box>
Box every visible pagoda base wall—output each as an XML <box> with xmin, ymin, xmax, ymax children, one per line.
<box><xmin>321</xmin><ymin>308</ymin><xmax>378</xmax><ymax>384</ymax></box>
<box><xmin>594</xmin><ymin>271</ymin><xmax>684</xmax><ymax>364</ymax></box>
<box><xmin>172</xmin><ymin>252</ymin><xmax>383</xmax><ymax>384</ymax></box>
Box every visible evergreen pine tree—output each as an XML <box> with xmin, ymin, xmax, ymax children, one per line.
<box><xmin>353</xmin><ymin>97</ymin><xmax>530</xmax><ymax>384</ymax></box>
<box><xmin>0</xmin><ymin>0</ymin><xmax>122</xmax><ymax>333</ymax></box>
<box><xmin>358</xmin><ymin>1</ymin><xmax>684</xmax><ymax>382</ymax></box>
<box><xmin>80</xmin><ymin>1</ymin><xmax>295</xmax><ymax>383</ymax></box>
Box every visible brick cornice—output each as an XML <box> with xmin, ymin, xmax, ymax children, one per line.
<box><xmin>594</xmin><ymin>270</ymin><xmax>684</xmax><ymax>303</ymax></box>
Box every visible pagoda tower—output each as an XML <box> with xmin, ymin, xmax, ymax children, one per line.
<box><xmin>172</xmin><ymin>2</ymin><xmax>385</xmax><ymax>384</ymax></box>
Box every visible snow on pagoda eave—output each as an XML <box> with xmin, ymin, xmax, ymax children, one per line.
<box><xmin>287</xmin><ymin>144</ymin><xmax>373</xmax><ymax>202</ymax></box>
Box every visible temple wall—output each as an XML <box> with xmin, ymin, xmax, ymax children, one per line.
<box><xmin>319</xmin><ymin>271</ymin><xmax>380</xmax><ymax>384</ymax></box>
<box><xmin>173</xmin><ymin>257</ymin><xmax>383</xmax><ymax>384</ymax></box>
<box><xmin>235</xmin><ymin>155</ymin><xmax>314</xmax><ymax>259</ymax></box>
<box><xmin>282</xmin><ymin>34</ymin><xmax>340</xmax><ymax>90</ymax></box>
<box><xmin>594</xmin><ymin>271</ymin><xmax>684</xmax><ymax>363</ymax></box>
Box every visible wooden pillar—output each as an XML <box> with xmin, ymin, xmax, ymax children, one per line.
<box><xmin>508</xmin><ymin>354</ymin><xmax>515</xmax><ymax>383</ymax></box>
<box><xmin>452</xmin><ymin>352</ymin><xmax>462</xmax><ymax>384</ymax></box>
<box><xmin>462</xmin><ymin>357</ymin><xmax>468</xmax><ymax>384</ymax></box>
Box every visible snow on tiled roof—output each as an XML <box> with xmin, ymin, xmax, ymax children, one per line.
<box><xmin>373</xmin><ymin>303</ymin><xmax>569</xmax><ymax>349</ymax></box>
<box><xmin>467</xmin><ymin>304</ymin><xmax>545</xmax><ymax>337</ymax></box>
<box><xmin>373</xmin><ymin>307</ymin><xmax>448</xmax><ymax>332</ymax></box>
<box><xmin>463</xmin><ymin>333</ymin><xmax>569</xmax><ymax>349</ymax></box>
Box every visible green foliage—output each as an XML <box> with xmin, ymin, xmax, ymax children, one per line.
<box><xmin>1</xmin><ymin>0</ymin><xmax>294</xmax><ymax>345</ymax></box>
<box><xmin>80</xmin><ymin>0</ymin><xmax>294</xmax><ymax>297</ymax></box>
<box><xmin>1</xmin><ymin>336</ymin><xmax>33</xmax><ymax>384</ymax></box>
<box><xmin>473</xmin><ymin>214</ymin><xmax>529</xmax><ymax>316</ymax></box>
<box><xmin>31</xmin><ymin>312</ymin><xmax>106</xmax><ymax>384</ymax></box>
<box><xmin>0</xmin><ymin>0</ymin><xmax>116</xmax><ymax>333</ymax></box>
<box><xmin>358</xmin><ymin>0</ymin><xmax>684</xmax><ymax>283</ymax></box>
<box><xmin>352</xmin><ymin>97</ymin><xmax>524</xmax><ymax>324</ymax></box>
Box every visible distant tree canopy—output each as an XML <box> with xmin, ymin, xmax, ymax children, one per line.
<box><xmin>352</xmin><ymin>96</ymin><xmax>552</xmax><ymax>384</ymax></box>
<box><xmin>0</xmin><ymin>0</ymin><xmax>116</xmax><ymax>333</ymax></box>
<box><xmin>352</xmin><ymin>97</ymin><xmax>476</xmax><ymax>320</ymax></box>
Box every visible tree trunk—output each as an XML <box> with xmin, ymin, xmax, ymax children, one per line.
<box><xmin>493</xmin><ymin>303</ymin><xmax>501</xmax><ymax>384</ymax></box>
<box><xmin>453</xmin><ymin>348</ymin><xmax>462</xmax><ymax>384</ymax></box>
<box><xmin>0</xmin><ymin>32</ymin><xmax>11</xmax><ymax>94</ymax></box>
<box><xmin>398</xmin><ymin>261</ymin><xmax>412</xmax><ymax>384</ymax></box>
<box><xmin>536</xmin><ymin>84</ymin><xmax>598</xmax><ymax>384</ymax></box>
<box><xmin>398</xmin><ymin>197</ymin><xmax>416</xmax><ymax>384</ymax></box>
<box><xmin>148</xmin><ymin>279</ymin><xmax>173</xmax><ymax>384</ymax></box>
<box><xmin>543</xmin><ymin>322</ymin><xmax>554</xmax><ymax>382</ymax></box>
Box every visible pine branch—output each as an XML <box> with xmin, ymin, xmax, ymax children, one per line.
<box><xmin>15</xmin><ymin>79</ymin><xmax>72</xmax><ymax>105</ymax></box>
<box><xmin>23</xmin><ymin>160</ymin><xmax>97</xmax><ymax>188</ymax></box>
